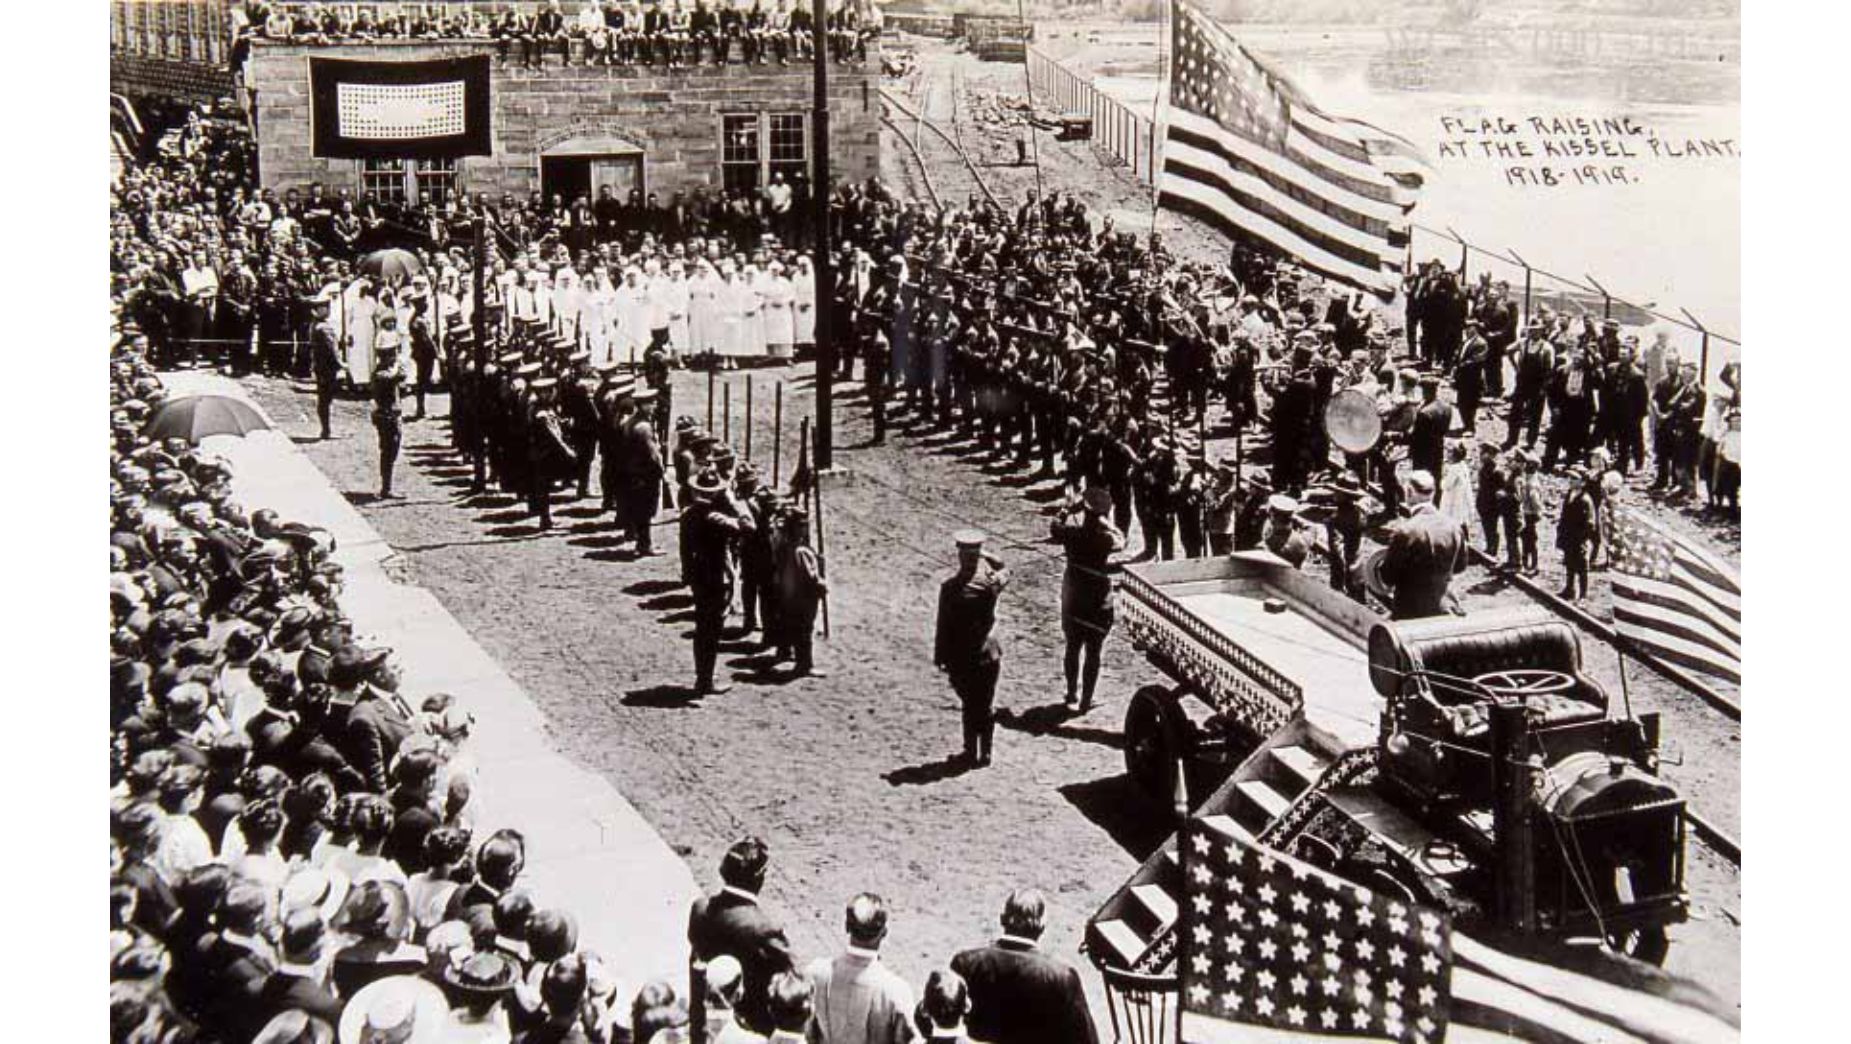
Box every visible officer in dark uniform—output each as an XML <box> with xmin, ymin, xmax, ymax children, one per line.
<box><xmin>862</xmin><ymin>322</ymin><xmax>892</xmax><ymax>444</ymax></box>
<box><xmin>371</xmin><ymin>338</ymin><xmax>406</xmax><ymax>498</ymax></box>
<box><xmin>560</xmin><ymin>351</ymin><xmax>601</xmax><ymax>499</ymax></box>
<box><xmin>1133</xmin><ymin>435</ymin><xmax>1176</xmax><ymax>561</ymax></box>
<box><xmin>1049</xmin><ymin>488</ymin><xmax>1123</xmax><ymax>712</ymax></box>
<box><xmin>1233</xmin><ymin>475</ymin><xmax>1273</xmax><ymax>551</ymax></box>
<box><xmin>933</xmin><ymin>531</ymin><xmax>1010</xmax><ymax>766</ymax></box>
<box><xmin>526</xmin><ymin>378</ymin><xmax>575</xmax><ymax>531</ymax></box>
<box><xmin>736</xmin><ymin>465</ymin><xmax>774</xmax><ymax>638</ymax></box>
<box><xmin>644</xmin><ymin>340</ymin><xmax>674</xmax><ymax>437</ymax></box>
<box><xmin>684</xmin><ymin>468</ymin><xmax>755</xmax><ymax>695</ymax></box>
<box><xmin>595</xmin><ymin>368</ymin><xmax>633</xmax><ymax>514</ymax></box>
<box><xmin>309</xmin><ymin>292</ymin><xmax>341</xmax><ymax>441</ymax></box>
<box><xmin>619</xmin><ymin>386</ymin><xmax>666</xmax><ymax>555</ymax></box>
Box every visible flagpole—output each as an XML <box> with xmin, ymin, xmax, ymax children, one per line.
<box><xmin>1016</xmin><ymin>0</ymin><xmax>1044</xmax><ymax>200</ymax></box>
<box><xmin>1148</xmin><ymin>0</ymin><xmax>1172</xmax><ymax>241</ymax></box>
<box><xmin>1172</xmin><ymin>754</ymin><xmax>1190</xmax><ymax>1043</ymax></box>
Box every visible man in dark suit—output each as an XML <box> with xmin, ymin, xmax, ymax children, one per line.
<box><xmin>1377</xmin><ymin>470</ymin><xmax>1467</xmax><ymax>620</ymax></box>
<box><xmin>326</xmin><ymin>644</ymin><xmax>420</xmax><ymax>792</ymax></box>
<box><xmin>950</xmin><ymin>890</ymin><xmax>1098</xmax><ymax>1044</ymax></box>
<box><xmin>688</xmin><ymin>837</ymin><xmax>797</xmax><ymax>1034</ymax></box>
<box><xmin>257</xmin><ymin>907</ymin><xmax>344</xmax><ymax>1027</ymax></box>
<box><xmin>194</xmin><ymin>883</ymin><xmax>279</xmax><ymax>1040</ymax></box>
<box><xmin>1408</xmin><ymin>373</ymin><xmax>1454</xmax><ymax>485</ymax></box>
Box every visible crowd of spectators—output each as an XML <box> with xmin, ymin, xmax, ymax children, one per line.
<box><xmin>110</xmin><ymin>104</ymin><xmax>1108</xmax><ymax>1044</ymax></box>
<box><xmin>234</xmin><ymin>0</ymin><xmax>881</xmax><ymax>69</ymax></box>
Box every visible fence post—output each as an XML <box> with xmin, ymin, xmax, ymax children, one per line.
<box><xmin>1680</xmin><ymin>308</ymin><xmax>1712</xmax><ymax>384</ymax></box>
<box><xmin>1509</xmin><ymin>249</ymin><xmax>1534</xmax><ymax>329</ymax></box>
<box><xmin>723</xmin><ymin>381</ymin><xmax>732</xmax><ymax>445</ymax></box>
<box><xmin>1586</xmin><ymin>274</ymin><xmax>1613</xmax><ymax>321</ymax></box>
<box><xmin>744</xmin><ymin>377</ymin><xmax>754</xmax><ymax>460</ymax></box>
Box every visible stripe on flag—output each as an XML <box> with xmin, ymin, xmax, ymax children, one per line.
<box><xmin>1608</xmin><ymin>507</ymin><xmax>1742</xmax><ymax>686</ymax></box>
<box><xmin>1159</xmin><ymin>0</ymin><xmax>1422</xmax><ymax>294</ymax></box>
<box><xmin>1176</xmin><ymin>816</ymin><xmax>1741</xmax><ymax>1044</ymax></box>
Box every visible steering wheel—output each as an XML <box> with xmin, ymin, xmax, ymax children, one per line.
<box><xmin>1472</xmin><ymin>669</ymin><xmax>1576</xmax><ymax>701</ymax></box>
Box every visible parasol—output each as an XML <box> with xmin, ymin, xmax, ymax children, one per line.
<box><xmin>358</xmin><ymin>247</ymin><xmax>425</xmax><ymax>283</ymax></box>
<box><xmin>141</xmin><ymin>394</ymin><xmax>271</xmax><ymax>444</ymax></box>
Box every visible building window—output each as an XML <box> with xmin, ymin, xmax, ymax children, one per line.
<box><xmin>721</xmin><ymin>112</ymin><xmax>810</xmax><ymax>194</ymax></box>
<box><xmin>361</xmin><ymin>159</ymin><xmax>459</xmax><ymax>206</ymax></box>
<box><xmin>721</xmin><ymin>114</ymin><xmax>762</xmax><ymax>194</ymax></box>
<box><xmin>768</xmin><ymin>113</ymin><xmax>809</xmax><ymax>186</ymax></box>
<box><xmin>414</xmin><ymin>159</ymin><xmax>459</xmax><ymax>206</ymax></box>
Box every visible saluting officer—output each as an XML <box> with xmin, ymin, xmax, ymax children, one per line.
<box><xmin>684</xmin><ymin>468</ymin><xmax>756</xmax><ymax>695</ymax></box>
<box><xmin>934</xmin><ymin>531</ymin><xmax>1010</xmax><ymax>767</ymax></box>
<box><xmin>1050</xmin><ymin>487</ymin><xmax>1123</xmax><ymax>713</ymax></box>
<box><xmin>560</xmin><ymin>350</ymin><xmax>601</xmax><ymax>499</ymax></box>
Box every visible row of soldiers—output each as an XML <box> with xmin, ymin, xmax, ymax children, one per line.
<box><xmin>844</xmin><ymin>265</ymin><xmax>1259</xmax><ymax>563</ymax></box>
<box><xmin>435</xmin><ymin>312</ymin><xmax>827</xmax><ymax>694</ymax></box>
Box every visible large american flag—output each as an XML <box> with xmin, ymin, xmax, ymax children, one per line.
<box><xmin>1159</xmin><ymin>0</ymin><xmax>1423</xmax><ymax>295</ymax></box>
<box><xmin>1608</xmin><ymin>507</ymin><xmax>1741</xmax><ymax>686</ymax></box>
<box><xmin>1180</xmin><ymin>816</ymin><xmax>1741</xmax><ymax>1043</ymax></box>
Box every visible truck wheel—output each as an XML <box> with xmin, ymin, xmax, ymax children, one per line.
<box><xmin>1125</xmin><ymin>685</ymin><xmax>1188</xmax><ymax>803</ymax></box>
<box><xmin>1609</xmin><ymin>925</ymin><xmax>1671</xmax><ymax>966</ymax></box>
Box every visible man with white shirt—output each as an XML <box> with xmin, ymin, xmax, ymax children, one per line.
<box><xmin>805</xmin><ymin>894</ymin><xmax>916</xmax><ymax>1044</ymax></box>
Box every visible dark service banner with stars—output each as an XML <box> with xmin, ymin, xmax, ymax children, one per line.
<box><xmin>309</xmin><ymin>55</ymin><xmax>492</xmax><ymax>160</ymax></box>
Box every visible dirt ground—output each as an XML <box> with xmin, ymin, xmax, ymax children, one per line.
<box><xmin>245</xmin><ymin>370</ymin><xmax>1169</xmax><ymax>1026</ymax></box>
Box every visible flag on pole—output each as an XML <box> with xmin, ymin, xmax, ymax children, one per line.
<box><xmin>1607</xmin><ymin>507</ymin><xmax>1741</xmax><ymax>686</ymax></box>
<box><xmin>1159</xmin><ymin>0</ymin><xmax>1424</xmax><ymax>296</ymax></box>
<box><xmin>310</xmin><ymin>56</ymin><xmax>493</xmax><ymax>160</ymax></box>
<box><xmin>1179</xmin><ymin>816</ymin><xmax>1740</xmax><ymax>1044</ymax></box>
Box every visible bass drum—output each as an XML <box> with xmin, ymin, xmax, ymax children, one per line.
<box><xmin>1324</xmin><ymin>388</ymin><xmax>1383</xmax><ymax>455</ymax></box>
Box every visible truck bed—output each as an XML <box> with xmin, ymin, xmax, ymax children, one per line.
<box><xmin>1121</xmin><ymin>552</ymin><xmax>1382</xmax><ymax>751</ymax></box>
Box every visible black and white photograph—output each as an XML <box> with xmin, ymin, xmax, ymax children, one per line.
<box><xmin>81</xmin><ymin>1</ymin><xmax>1785</xmax><ymax>1041</ymax></box>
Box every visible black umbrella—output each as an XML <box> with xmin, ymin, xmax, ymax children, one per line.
<box><xmin>141</xmin><ymin>394</ymin><xmax>271</xmax><ymax>444</ymax></box>
<box><xmin>358</xmin><ymin>247</ymin><xmax>425</xmax><ymax>283</ymax></box>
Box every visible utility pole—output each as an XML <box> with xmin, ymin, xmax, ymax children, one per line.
<box><xmin>470</xmin><ymin>214</ymin><xmax>489</xmax><ymax>492</ymax></box>
<box><xmin>810</xmin><ymin>0</ymin><xmax>836</xmax><ymax>470</ymax></box>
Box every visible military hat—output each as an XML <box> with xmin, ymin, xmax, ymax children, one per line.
<box><xmin>782</xmin><ymin>505</ymin><xmax>809</xmax><ymax>526</ymax></box>
<box><xmin>1418</xmin><ymin>373</ymin><xmax>1441</xmax><ymax>388</ymax></box>
<box><xmin>1267</xmin><ymin>494</ymin><xmax>1299</xmax><ymax>515</ymax></box>
<box><xmin>689</xmin><ymin>468</ymin><xmax>726</xmax><ymax>497</ymax></box>
<box><xmin>566</xmin><ymin>349</ymin><xmax>591</xmax><ymax>366</ymax></box>
<box><xmin>592</xmin><ymin>359</ymin><xmax>622</xmax><ymax>375</ymax></box>
<box><xmin>1325</xmin><ymin>473</ymin><xmax>1366</xmax><ymax>500</ymax></box>
<box><xmin>530</xmin><ymin>377</ymin><xmax>558</xmax><ymax>392</ymax></box>
<box><xmin>689</xmin><ymin>431</ymin><xmax>717</xmax><ymax>448</ymax></box>
<box><xmin>515</xmin><ymin>362</ymin><xmax>543</xmax><ymax>379</ymax></box>
<box><xmin>953</xmin><ymin>529</ymin><xmax>987</xmax><ymax>549</ymax></box>
<box><xmin>675</xmin><ymin>416</ymin><xmax>697</xmax><ymax>432</ymax></box>
<box><xmin>708</xmin><ymin>445</ymin><xmax>735</xmax><ymax>465</ymax></box>
<box><xmin>498</xmin><ymin>351</ymin><xmax>523</xmax><ymax>366</ymax></box>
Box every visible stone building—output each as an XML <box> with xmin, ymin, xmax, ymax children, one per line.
<box><xmin>109</xmin><ymin>2</ymin><xmax>882</xmax><ymax>207</ymax></box>
<box><xmin>244</xmin><ymin>38</ymin><xmax>882</xmax><ymax>205</ymax></box>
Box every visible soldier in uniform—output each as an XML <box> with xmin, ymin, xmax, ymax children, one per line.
<box><xmin>619</xmin><ymin>387</ymin><xmax>666</xmax><ymax>555</ymax></box>
<box><xmin>934</xmin><ymin>531</ymin><xmax>1010</xmax><ymax>767</ymax></box>
<box><xmin>1049</xmin><ymin>488</ymin><xmax>1123</xmax><ymax>712</ymax></box>
<box><xmin>1260</xmin><ymin>494</ymin><xmax>1311</xmax><ymax>568</ymax></box>
<box><xmin>1233</xmin><ymin>475</ymin><xmax>1272</xmax><ymax>552</ymax></box>
<box><xmin>772</xmin><ymin>506</ymin><xmax>828</xmax><ymax>679</ymax></box>
<box><xmin>595</xmin><ymin>369</ymin><xmax>634</xmax><ymax>515</ymax></box>
<box><xmin>370</xmin><ymin>338</ymin><xmax>407</xmax><ymax>499</ymax></box>
<box><xmin>1132</xmin><ymin>434</ymin><xmax>1176</xmax><ymax>561</ymax></box>
<box><xmin>1174</xmin><ymin>455</ymin><xmax>1210</xmax><ymax>559</ymax></box>
<box><xmin>735</xmin><ymin>466</ymin><xmax>774</xmax><ymax>640</ymax></box>
<box><xmin>643</xmin><ymin>339</ymin><xmax>674</xmax><ymax>437</ymax></box>
<box><xmin>525</xmin><ymin>377</ymin><xmax>576</xmax><ymax>531</ymax></box>
<box><xmin>862</xmin><ymin>321</ymin><xmax>892</xmax><ymax>444</ymax></box>
<box><xmin>684</xmin><ymin>468</ymin><xmax>755</xmax><ymax>695</ymax></box>
<box><xmin>309</xmin><ymin>291</ymin><xmax>342</xmax><ymax>441</ymax></box>
<box><xmin>560</xmin><ymin>351</ymin><xmax>601</xmax><ymax>499</ymax></box>
<box><xmin>1320</xmin><ymin>474</ymin><xmax>1368</xmax><ymax>601</ymax></box>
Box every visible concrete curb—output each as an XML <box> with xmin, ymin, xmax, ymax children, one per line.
<box><xmin>161</xmin><ymin>372</ymin><xmax>698</xmax><ymax>996</ymax></box>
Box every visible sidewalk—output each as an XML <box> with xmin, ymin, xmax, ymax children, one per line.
<box><xmin>162</xmin><ymin>372</ymin><xmax>699</xmax><ymax>996</ymax></box>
